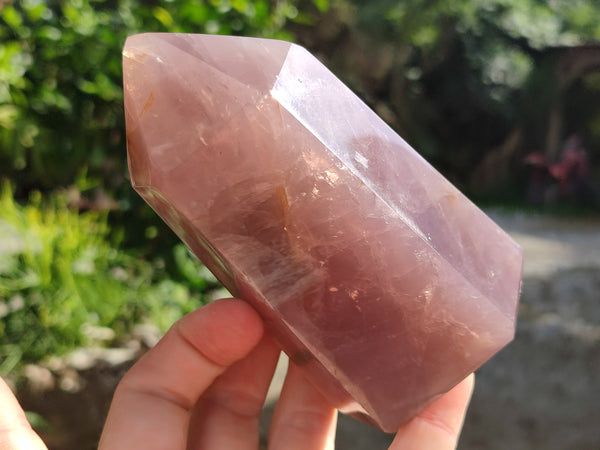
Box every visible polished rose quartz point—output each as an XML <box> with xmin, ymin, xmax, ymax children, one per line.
<box><xmin>123</xmin><ymin>33</ymin><xmax>523</xmax><ymax>432</ymax></box>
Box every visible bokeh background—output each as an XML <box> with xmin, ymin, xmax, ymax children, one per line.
<box><xmin>1</xmin><ymin>1</ymin><xmax>599</xmax><ymax>448</ymax></box>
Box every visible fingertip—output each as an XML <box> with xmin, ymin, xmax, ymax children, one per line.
<box><xmin>460</xmin><ymin>373</ymin><xmax>475</xmax><ymax>404</ymax></box>
<box><xmin>390</xmin><ymin>374</ymin><xmax>475</xmax><ymax>450</ymax></box>
<box><xmin>176</xmin><ymin>298</ymin><xmax>265</xmax><ymax>367</ymax></box>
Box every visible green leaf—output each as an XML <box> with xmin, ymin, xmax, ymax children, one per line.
<box><xmin>23</xmin><ymin>0</ymin><xmax>47</xmax><ymax>22</ymax></box>
<box><xmin>173</xmin><ymin>244</ymin><xmax>207</xmax><ymax>291</ymax></box>
<box><xmin>152</xmin><ymin>6</ymin><xmax>174</xmax><ymax>28</ymax></box>
<box><xmin>25</xmin><ymin>411</ymin><xmax>49</xmax><ymax>431</ymax></box>
<box><xmin>1</xmin><ymin>5</ymin><xmax>22</xmax><ymax>29</ymax></box>
<box><xmin>37</xmin><ymin>26</ymin><xmax>63</xmax><ymax>41</ymax></box>
<box><xmin>0</xmin><ymin>105</ymin><xmax>19</xmax><ymax>129</ymax></box>
<box><xmin>231</xmin><ymin>0</ymin><xmax>249</xmax><ymax>14</ymax></box>
<box><xmin>312</xmin><ymin>0</ymin><xmax>330</xmax><ymax>13</ymax></box>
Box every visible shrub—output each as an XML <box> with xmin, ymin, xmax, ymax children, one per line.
<box><xmin>0</xmin><ymin>0</ymin><xmax>300</xmax><ymax>192</ymax></box>
<box><xmin>0</xmin><ymin>183</ymin><xmax>213</xmax><ymax>374</ymax></box>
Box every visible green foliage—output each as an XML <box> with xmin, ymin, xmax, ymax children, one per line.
<box><xmin>0</xmin><ymin>184</ymin><xmax>213</xmax><ymax>374</ymax></box>
<box><xmin>351</xmin><ymin>0</ymin><xmax>600</xmax><ymax>48</ymax></box>
<box><xmin>338</xmin><ymin>0</ymin><xmax>600</xmax><ymax>184</ymax></box>
<box><xmin>24</xmin><ymin>411</ymin><xmax>49</xmax><ymax>431</ymax></box>
<box><xmin>0</xmin><ymin>0</ymin><xmax>300</xmax><ymax>191</ymax></box>
<box><xmin>312</xmin><ymin>0</ymin><xmax>329</xmax><ymax>13</ymax></box>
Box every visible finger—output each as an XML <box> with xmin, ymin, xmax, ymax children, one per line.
<box><xmin>99</xmin><ymin>299</ymin><xmax>264</xmax><ymax>450</ymax></box>
<box><xmin>269</xmin><ymin>362</ymin><xmax>338</xmax><ymax>450</ymax></box>
<box><xmin>390</xmin><ymin>373</ymin><xmax>475</xmax><ymax>450</ymax></box>
<box><xmin>0</xmin><ymin>377</ymin><xmax>48</xmax><ymax>450</ymax></box>
<box><xmin>187</xmin><ymin>335</ymin><xmax>280</xmax><ymax>450</ymax></box>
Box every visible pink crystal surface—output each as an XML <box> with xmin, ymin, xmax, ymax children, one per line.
<box><xmin>123</xmin><ymin>33</ymin><xmax>523</xmax><ymax>432</ymax></box>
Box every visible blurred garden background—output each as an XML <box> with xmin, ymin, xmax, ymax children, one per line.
<box><xmin>1</xmin><ymin>1</ymin><xmax>599</xmax><ymax>449</ymax></box>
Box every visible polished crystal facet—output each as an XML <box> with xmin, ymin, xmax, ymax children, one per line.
<box><xmin>123</xmin><ymin>33</ymin><xmax>523</xmax><ymax>432</ymax></box>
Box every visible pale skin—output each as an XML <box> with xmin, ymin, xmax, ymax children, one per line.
<box><xmin>0</xmin><ymin>299</ymin><xmax>475</xmax><ymax>450</ymax></box>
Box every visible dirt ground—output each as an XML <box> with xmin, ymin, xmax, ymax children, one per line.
<box><xmin>16</xmin><ymin>211</ymin><xmax>600</xmax><ymax>449</ymax></box>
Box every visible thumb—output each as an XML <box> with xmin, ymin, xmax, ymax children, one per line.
<box><xmin>0</xmin><ymin>377</ymin><xmax>48</xmax><ymax>450</ymax></box>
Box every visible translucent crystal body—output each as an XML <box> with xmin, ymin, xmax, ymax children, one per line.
<box><xmin>123</xmin><ymin>33</ymin><xmax>523</xmax><ymax>432</ymax></box>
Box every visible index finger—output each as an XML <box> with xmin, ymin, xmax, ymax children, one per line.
<box><xmin>98</xmin><ymin>299</ymin><xmax>265</xmax><ymax>450</ymax></box>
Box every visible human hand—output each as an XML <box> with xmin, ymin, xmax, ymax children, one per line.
<box><xmin>0</xmin><ymin>298</ymin><xmax>474</xmax><ymax>449</ymax></box>
<box><xmin>0</xmin><ymin>375</ymin><xmax>48</xmax><ymax>449</ymax></box>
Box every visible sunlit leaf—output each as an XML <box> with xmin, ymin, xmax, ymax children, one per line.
<box><xmin>0</xmin><ymin>105</ymin><xmax>20</xmax><ymax>129</ymax></box>
<box><xmin>1</xmin><ymin>5</ymin><xmax>22</xmax><ymax>29</ymax></box>
<box><xmin>152</xmin><ymin>6</ymin><xmax>173</xmax><ymax>28</ymax></box>
<box><xmin>22</xmin><ymin>0</ymin><xmax>47</xmax><ymax>22</ymax></box>
<box><xmin>313</xmin><ymin>0</ymin><xmax>330</xmax><ymax>13</ymax></box>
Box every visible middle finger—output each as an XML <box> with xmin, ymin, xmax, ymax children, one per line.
<box><xmin>187</xmin><ymin>335</ymin><xmax>280</xmax><ymax>450</ymax></box>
